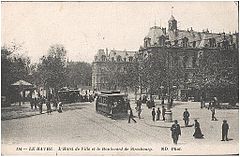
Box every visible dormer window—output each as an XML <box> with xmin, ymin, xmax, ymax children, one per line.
<box><xmin>129</xmin><ymin>56</ymin><xmax>133</xmax><ymax>62</ymax></box>
<box><xmin>183</xmin><ymin>37</ymin><xmax>189</xmax><ymax>48</ymax></box>
<box><xmin>101</xmin><ymin>55</ymin><xmax>106</xmax><ymax>62</ymax></box>
<box><xmin>193</xmin><ymin>41</ymin><xmax>196</xmax><ymax>48</ymax></box>
<box><xmin>209</xmin><ymin>38</ymin><xmax>216</xmax><ymax>47</ymax></box>
<box><xmin>174</xmin><ymin>40</ymin><xmax>178</xmax><ymax>46</ymax></box>
<box><xmin>159</xmin><ymin>36</ymin><xmax>166</xmax><ymax>47</ymax></box>
<box><xmin>117</xmin><ymin>55</ymin><xmax>122</xmax><ymax>62</ymax></box>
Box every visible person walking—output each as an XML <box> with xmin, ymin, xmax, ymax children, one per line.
<box><xmin>183</xmin><ymin>108</ymin><xmax>190</xmax><ymax>126</ymax></box>
<box><xmin>137</xmin><ymin>106</ymin><xmax>142</xmax><ymax>119</ymax></box>
<box><xmin>170</xmin><ymin>120</ymin><xmax>181</xmax><ymax>144</ymax></box>
<box><xmin>46</xmin><ymin>100</ymin><xmax>52</xmax><ymax>115</ymax></box>
<box><xmin>162</xmin><ymin>106</ymin><xmax>166</xmax><ymax>121</ymax></box>
<box><xmin>128</xmin><ymin>108</ymin><xmax>137</xmax><ymax>123</ymax></box>
<box><xmin>38</xmin><ymin>96</ymin><xmax>44</xmax><ymax>114</ymax></box>
<box><xmin>211</xmin><ymin>106</ymin><xmax>217</xmax><ymax>121</ymax></box>
<box><xmin>152</xmin><ymin>108</ymin><xmax>156</xmax><ymax>121</ymax></box>
<box><xmin>156</xmin><ymin>107</ymin><xmax>161</xmax><ymax>121</ymax></box>
<box><xmin>161</xmin><ymin>97</ymin><xmax>164</xmax><ymax>105</ymax></box>
<box><xmin>221</xmin><ymin>120</ymin><xmax>229</xmax><ymax>141</ymax></box>
<box><xmin>193</xmin><ymin>120</ymin><xmax>204</xmax><ymax>138</ymax></box>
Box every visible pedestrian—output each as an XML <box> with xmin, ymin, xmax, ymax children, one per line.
<box><xmin>152</xmin><ymin>108</ymin><xmax>156</xmax><ymax>121</ymax></box>
<box><xmin>170</xmin><ymin>120</ymin><xmax>181</xmax><ymax>144</ymax></box>
<box><xmin>34</xmin><ymin>98</ymin><xmax>37</xmax><ymax>110</ymax></box>
<box><xmin>128</xmin><ymin>108</ymin><xmax>137</xmax><ymax>123</ymax></box>
<box><xmin>161</xmin><ymin>97</ymin><xmax>164</xmax><ymax>105</ymax></box>
<box><xmin>162</xmin><ymin>106</ymin><xmax>166</xmax><ymax>121</ymax></box>
<box><xmin>38</xmin><ymin>96</ymin><xmax>44</xmax><ymax>114</ymax></box>
<box><xmin>156</xmin><ymin>107</ymin><xmax>161</xmax><ymax>121</ymax></box>
<box><xmin>46</xmin><ymin>100</ymin><xmax>52</xmax><ymax>115</ymax></box>
<box><xmin>211</xmin><ymin>106</ymin><xmax>217</xmax><ymax>121</ymax></box>
<box><xmin>58</xmin><ymin>102</ymin><xmax>63</xmax><ymax>113</ymax></box>
<box><xmin>138</xmin><ymin>106</ymin><xmax>142</xmax><ymax>119</ymax></box>
<box><xmin>183</xmin><ymin>108</ymin><xmax>190</xmax><ymax>126</ymax></box>
<box><xmin>221</xmin><ymin>120</ymin><xmax>229</xmax><ymax>141</ymax></box>
<box><xmin>30</xmin><ymin>97</ymin><xmax>34</xmax><ymax>109</ymax></box>
<box><xmin>213</xmin><ymin>96</ymin><xmax>218</xmax><ymax>107</ymax></box>
<box><xmin>170</xmin><ymin>98</ymin><xmax>173</xmax><ymax>108</ymax></box>
<box><xmin>193</xmin><ymin>120</ymin><xmax>204</xmax><ymax>138</ymax></box>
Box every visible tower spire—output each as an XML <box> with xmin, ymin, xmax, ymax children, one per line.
<box><xmin>154</xmin><ymin>14</ymin><xmax>156</xmax><ymax>26</ymax></box>
<box><xmin>171</xmin><ymin>6</ymin><xmax>174</xmax><ymax>16</ymax></box>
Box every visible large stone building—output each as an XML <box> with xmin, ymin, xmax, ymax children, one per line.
<box><xmin>92</xmin><ymin>49</ymin><xmax>137</xmax><ymax>91</ymax></box>
<box><xmin>138</xmin><ymin>15</ymin><xmax>238</xmax><ymax>101</ymax></box>
<box><xmin>92</xmin><ymin>14</ymin><xmax>238</xmax><ymax>102</ymax></box>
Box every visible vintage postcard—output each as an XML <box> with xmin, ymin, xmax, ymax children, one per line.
<box><xmin>1</xmin><ymin>1</ymin><xmax>239</xmax><ymax>155</ymax></box>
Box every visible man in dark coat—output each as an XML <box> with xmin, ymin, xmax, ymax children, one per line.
<box><xmin>128</xmin><ymin>108</ymin><xmax>137</xmax><ymax>123</ymax></box>
<box><xmin>156</xmin><ymin>108</ymin><xmax>161</xmax><ymax>121</ymax></box>
<box><xmin>183</xmin><ymin>108</ymin><xmax>190</xmax><ymax>126</ymax></box>
<box><xmin>162</xmin><ymin>106</ymin><xmax>166</xmax><ymax>121</ymax></box>
<box><xmin>152</xmin><ymin>108</ymin><xmax>156</xmax><ymax>121</ymax></box>
<box><xmin>221</xmin><ymin>120</ymin><xmax>229</xmax><ymax>141</ymax></box>
<box><xmin>161</xmin><ymin>97</ymin><xmax>164</xmax><ymax>105</ymax></box>
<box><xmin>170</xmin><ymin>120</ymin><xmax>181</xmax><ymax>144</ymax></box>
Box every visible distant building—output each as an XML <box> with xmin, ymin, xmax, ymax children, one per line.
<box><xmin>92</xmin><ymin>49</ymin><xmax>137</xmax><ymax>91</ymax></box>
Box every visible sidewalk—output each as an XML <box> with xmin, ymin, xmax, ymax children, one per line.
<box><xmin>1</xmin><ymin>102</ymin><xmax>51</xmax><ymax>121</ymax></box>
<box><xmin>1</xmin><ymin>101</ymin><xmax>91</xmax><ymax>121</ymax></box>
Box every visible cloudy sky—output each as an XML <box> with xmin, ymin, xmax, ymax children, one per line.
<box><xmin>1</xmin><ymin>2</ymin><xmax>238</xmax><ymax>63</ymax></box>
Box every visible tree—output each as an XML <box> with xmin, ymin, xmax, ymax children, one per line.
<box><xmin>37</xmin><ymin>44</ymin><xmax>67</xmax><ymax>91</ymax></box>
<box><xmin>1</xmin><ymin>42</ymin><xmax>31</xmax><ymax>103</ymax></box>
<box><xmin>194</xmin><ymin>49</ymin><xmax>239</xmax><ymax>103</ymax></box>
<box><xmin>66</xmin><ymin>61</ymin><xmax>92</xmax><ymax>88</ymax></box>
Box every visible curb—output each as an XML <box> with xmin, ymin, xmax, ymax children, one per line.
<box><xmin>1</xmin><ymin>109</ymin><xmax>58</xmax><ymax>121</ymax></box>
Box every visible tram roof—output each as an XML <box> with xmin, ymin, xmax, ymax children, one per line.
<box><xmin>98</xmin><ymin>93</ymin><xmax>127</xmax><ymax>97</ymax></box>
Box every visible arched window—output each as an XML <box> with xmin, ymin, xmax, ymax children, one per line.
<box><xmin>183</xmin><ymin>37</ymin><xmax>189</xmax><ymax>47</ymax></box>
<box><xmin>129</xmin><ymin>56</ymin><xmax>133</xmax><ymax>62</ymax></box>
<box><xmin>174</xmin><ymin>40</ymin><xmax>178</xmax><ymax>46</ymax></box>
<box><xmin>101</xmin><ymin>55</ymin><xmax>106</xmax><ymax>61</ymax></box>
<box><xmin>117</xmin><ymin>55</ymin><xmax>122</xmax><ymax>62</ymax></box>
<box><xmin>193</xmin><ymin>41</ymin><xmax>196</xmax><ymax>48</ymax></box>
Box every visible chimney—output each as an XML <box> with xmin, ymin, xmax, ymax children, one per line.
<box><xmin>106</xmin><ymin>48</ymin><xmax>108</xmax><ymax>56</ymax></box>
<box><xmin>190</xmin><ymin>27</ymin><xmax>193</xmax><ymax>31</ymax></box>
<box><xmin>162</xmin><ymin>28</ymin><xmax>166</xmax><ymax>35</ymax></box>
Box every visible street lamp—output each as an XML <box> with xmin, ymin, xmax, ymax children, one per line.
<box><xmin>165</xmin><ymin>85</ymin><xmax>177</xmax><ymax>123</ymax></box>
<box><xmin>160</xmin><ymin>85</ymin><xmax>164</xmax><ymax>99</ymax></box>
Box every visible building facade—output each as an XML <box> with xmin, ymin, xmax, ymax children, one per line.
<box><xmin>92</xmin><ymin>49</ymin><xmax>137</xmax><ymax>91</ymax></box>
<box><xmin>138</xmin><ymin>15</ymin><xmax>238</xmax><ymax>101</ymax></box>
<box><xmin>92</xmin><ymin>14</ymin><xmax>238</xmax><ymax>102</ymax></box>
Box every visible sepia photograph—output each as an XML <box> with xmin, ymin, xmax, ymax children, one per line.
<box><xmin>1</xmin><ymin>1</ymin><xmax>239</xmax><ymax>155</ymax></box>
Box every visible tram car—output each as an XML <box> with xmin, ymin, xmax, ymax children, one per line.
<box><xmin>58</xmin><ymin>89</ymin><xmax>81</xmax><ymax>103</ymax></box>
<box><xmin>96</xmin><ymin>91</ymin><xmax>128</xmax><ymax>118</ymax></box>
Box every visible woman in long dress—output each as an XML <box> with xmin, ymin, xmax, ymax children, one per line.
<box><xmin>193</xmin><ymin>119</ymin><xmax>204</xmax><ymax>138</ymax></box>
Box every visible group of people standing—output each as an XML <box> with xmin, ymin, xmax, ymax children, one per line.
<box><xmin>151</xmin><ymin>106</ymin><xmax>166</xmax><ymax>121</ymax></box>
<box><xmin>29</xmin><ymin>90</ymin><xmax>63</xmax><ymax>114</ymax></box>
<box><xmin>170</xmin><ymin>108</ymin><xmax>230</xmax><ymax>144</ymax></box>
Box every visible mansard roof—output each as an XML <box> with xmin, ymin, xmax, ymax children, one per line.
<box><xmin>109</xmin><ymin>49</ymin><xmax>136</xmax><ymax>59</ymax></box>
<box><xmin>145</xmin><ymin>26</ymin><xmax>166</xmax><ymax>45</ymax></box>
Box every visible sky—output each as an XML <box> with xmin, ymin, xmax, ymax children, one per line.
<box><xmin>1</xmin><ymin>2</ymin><xmax>238</xmax><ymax>63</ymax></box>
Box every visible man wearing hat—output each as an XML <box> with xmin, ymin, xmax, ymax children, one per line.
<box><xmin>170</xmin><ymin>120</ymin><xmax>181</xmax><ymax>144</ymax></box>
<box><xmin>221</xmin><ymin>120</ymin><xmax>229</xmax><ymax>141</ymax></box>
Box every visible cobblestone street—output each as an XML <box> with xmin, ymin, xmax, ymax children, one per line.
<box><xmin>1</xmin><ymin>100</ymin><xmax>239</xmax><ymax>155</ymax></box>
